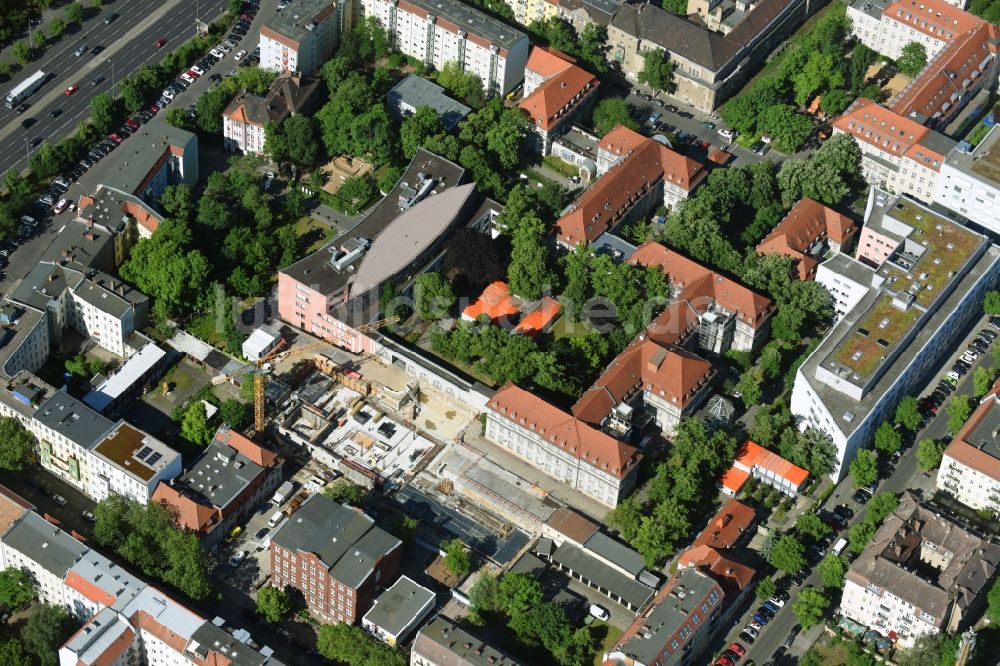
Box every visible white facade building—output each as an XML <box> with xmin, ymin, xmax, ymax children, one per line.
<box><xmin>846</xmin><ymin>0</ymin><xmax>979</xmax><ymax>61</ymax></box>
<box><xmin>484</xmin><ymin>383</ymin><xmax>640</xmax><ymax>508</ymax></box>
<box><xmin>791</xmin><ymin>190</ymin><xmax>1000</xmax><ymax>480</ymax></box>
<box><xmin>937</xmin><ymin>389</ymin><xmax>1000</xmax><ymax>514</ymax></box>
<box><xmin>259</xmin><ymin>0</ymin><xmax>340</xmax><ymax>75</ymax></box>
<box><xmin>88</xmin><ymin>422</ymin><xmax>181</xmax><ymax>504</ymax></box>
<box><xmin>361</xmin><ymin>0</ymin><xmax>530</xmax><ymax>97</ymax></box>
<box><xmin>933</xmin><ymin>125</ymin><xmax>1000</xmax><ymax>234</ymax></box>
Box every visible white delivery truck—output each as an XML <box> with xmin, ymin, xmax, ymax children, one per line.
<box><xmin>268</xmin><ymin>510</ymin><xmax>285</xmax><ymax>528</ymax></box>
<box><xmin>271</xmin><ymin>480</ymin><xmax>294</xmax><ymax>505</ymax></box>
<box><xmin>5</xmin><ymin>71</ymin><xmax>47</xmax><ymax>108</ymax></box>
<box><xmin>832</xmin><ymin>538</ymin><xmax>848</xmax><ymax>556</ymax></box>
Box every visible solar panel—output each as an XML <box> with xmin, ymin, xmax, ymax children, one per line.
<box><xmin>146</xmin><ymin>452</ymin><xmax>162</xmax><ymax>466</ymax></box>
<box><xmin>135</xmin><ymin>446</ymin><xmax>153</xmax><ymax>461</ymax></box>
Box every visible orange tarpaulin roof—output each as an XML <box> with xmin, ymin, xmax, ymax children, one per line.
<box><xmin>462</xmin><ymin>281</ymin><xmax>519</xmax><ymax>322</ymax></box>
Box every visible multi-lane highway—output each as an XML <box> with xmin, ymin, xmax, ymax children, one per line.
<box><xmin>0</xmin><ymin>0</ymin><xmax>228</xmax><ymax>174</ymax></box>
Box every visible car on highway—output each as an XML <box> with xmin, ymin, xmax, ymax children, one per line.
<box><xmin>75</xmin><ymin>46</ymin><xmax>88</xmax><ymax>56</ymax></box>
<box><xmin>14</xmin><ymin>103</ymin><xmax>29</xmax><ymax>114</ymax></box>
<box><xmin>30</xmin><ymin>137</ymin><xmax>42</xmax><ymax>148</ymax></box>
<box><xmin>90</xmin><ymin>76</ymin><xmax>105</xmax><ymax>87</ymax></box>
<box><xmin>48</xmin><ymin>108</ymin><xmax>63</xmax><ymax>118</ymax></box>
<box><xmin>104</xmin><ymin>12</ymin><xmax>119</xmax><ymax>23</ymax></box>
<box><xmin>90</xmin><ymin>46</ymin><xmax>104</xmax><ymax>56</ymax></box>
<box><xmin>65</xmin><ymin>85</ymin><xmax>80</xmax><ymax>95</ymax></box>
<box><xmin>53</xmin><ymin>495</ymin><xmax>67</xmax><ymax>506</ymax></box>
<box><xmin>53</xmin><ymin>199</ymin><xmax>69</xmax><ymax>214</ymax></box>
<box><xmin>20</xmin><ymin>117</ymin><xmax>35</xmax><ymax>129</ymax></box>
<box><xmin>155</xmin><ymin>38</ymin><xmax>168</xmax><ymax>48</ymax></box>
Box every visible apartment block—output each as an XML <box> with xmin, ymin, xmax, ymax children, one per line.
<box><xmin>519</xmin><ymin>47</ymin><xmax>599</xmax><ymax>154</ymax></box>
<box><xmin>840</xmin><ymin>492</ymin><xmax>1000</xmax><ymax>647</ymax></box>
<box><xmin>485</xmin><ymin>383</ymin><xmax>641</xmax><ymax>508</ymax></box>
<box><xmin>270</xmin><ymin>494</ymin><xmax>402</xmax><ymax>624</ymax></box>
<box><xmin>756</xmin><ymin>198</ymin><xmax>858</xmax><ymax>280</ymax></box>
<box><xmin>847</xmin><ymin>0</ymin><xmax>984</xmax><ymax>62</ymax></box>
<box><xmin>555</xmin><ymin>133</ymin><xmax>706</xmax><ymax>246</ymax></box>
<box><xmin>937</xmin><ymin>386</ymin><xmax>1000</xmax><ymax>513</ymax></box>
<box><xmin>260</xmin><ymin>0</ymin><xmax>340</xmax><ymax>75</ymax></box>
<box><xmin>603</xmin><ymin>567</ymin><xmax>725</xmax><ymax>666</ymax></box>
<box><xmin>361</xmin><ymin>575</ymin><xmax>435</xmax><ymax>645</ymax></box>
<box><xmin>720</xmin><ymin>440</ymin><xmax>809</xmax><ymax>496</ymax></box>
<box><xmin>833</xmin><ymin>98</ymin><xmax>956</xmax><ymax>203</ymax></box>
<box><xmin>96</xmin><ymin>124</ymin><xmax>198</xmax><ymax>203</ymax></box>
<box><xmin>933</xmin><ymin>125</ymin><xmax>1000</xmax><ymax>234</ymax></box>
<box><xmin>791</xmin><ymin>189</ymin><xmax>1000</xmax><ymax>479</ymax></box>
<box><xmin>0</xmin><ymin>486</ymin><xmax>285</xmax><ymax>666</ymax></box>
<box><xmin>411</xmin><ymin>615</ymin><xmax>520</xmax><ymax>666</ymax></box>
<box><xmin>153</xmin><ymin>427</ymin><xmax>283</xmax><ymax>545</ymax></box>
<box><xmin>362</xmin><ymin>0</ymin><xmax>529</xmax><ymax>97</ymax></box>
<box><xmin>386</xmin><ymin>74</ymin><xmax>471</xmax><ymax>130</ymax></box>
<box><xmin>88</xmin><ymin>422</ymin><xmax>181</xmax><ymax>503</ymax></box>
<box><xmin>223</xmin><ymin>74</ymin><xmax>320</xmax><ymax>154</ymax></box>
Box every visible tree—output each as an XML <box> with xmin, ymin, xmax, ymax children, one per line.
<box><xmin>983</xmin><ymin>290</ymin><xmax>1000</xmax><ymax>315</ymax></box>
<box><xmin>987</xmin><ymin>576</ymin><xmax>1000</xmax><ymax>625</ymax></box>
<box><xmin>768</xmin><ymin>535</ymin><xmax>806</xmax><ymax>573</ymax></box>
<box><xmin>0</xmin><ymin>567</ymin><xmax>37</xmax><ymax>608</ymax></box>
<box><xmin>894</xmin><ymin>396</ymin><xmax>922</xmax><ymax>431</ymax></box>
<box><xmin>897</xmin><ymin>633</ymin><xmax>962</xmax><ymax>666</ymax></box>
<box><xmin>947</xmin><ymin>395</ymin><xmax>973</xmax><ymax>434</ymax></box>
<box><xmin>848</xmin><ymin>520</ymin><xmax>876</xmax><ymax>554</ymax></box>
<box><xmin>898</xmin><ymin>42</ymin><xmax>928</xmax><ymax>77</ymax></box>
<box><xmin>195</xmin><ymin>87</ymin><xmax>231</xmax><ymax>134</ymax></box>
<box><xmin>48</xmin><ymin>18</ymin><xmax>66</xmax><ymax>39</ymax></box>
<box><xmin>336</xmin><ymin>173</ymin><xmax>377</xmax><ymax>213</ymax></box>
<box><xmin>377</xmin><ymin>165</ymin><xmax>403</xmax><ymax>193</ymax></box>
<box><xmin>867</xmin><ymin>492</ymin><xmax>899</xmax><ymax>525</ymax></box>
<box><xmin>735</xmin><ymin>368</ymin><xmax>763</xmax><ymax>406</ymax></box>
<box><xmin>263</xmin><ymin>120</ymin><xmax>287</xmax><ymax>163</ymax></box>
<box><xmin>90</xmin><ymin>93</ymin><xmax>118</xmax><ymax>135</ymax></box>
<box><xmin>437</xmin><ymin>61</ymin><xmax>485</xmax><ymax>107</ymax></box>
<box><xmin>282</xmin><ymin>115</ymin><xmax>321</xmax><ymax>166</ymax></box>
<box><xmin>592</xmin><ymin>97</ymin><xmax>637</xmax><ymax>135</ymax></box>
<box><xmin>414</xmin><ymin>272</ymin><xmax>457</xmax><ymax>320</ymax></box>
<box><xmin>443</xmin><ymin>538</ymin><xmax>471</xmax><ymax>577</ymax></box>
<box><xmin>786</xmin><ymin>428</ymin><xmax>837</xmax><ymax>477</ymax></box>
<box><xmin>638</xmin><ymin>48</ymin><xmax>675</xmax><ymax>92</ymax></box>
<box><xmin>316</xmin><ymin>623</ymin><xmax>406</xmax><ymax>666</ymax></box>
<box><xmin>508</xmin><ymin>214</ymin><xmax>555</xmax><ymax>300</ymax></box>
<box><xmin>219</xmin><ymin>399</ymin><xmax>250</xmax><ymax>428</ymax></box>
<box><xmin>795</xmin><ymin>513</ymin><xmax>832</xmax><ymax>541</ymax></box>
<box><xmin>323</xmin><ymin>481</ymin><xmax>366</xmax><ymax>506</ymax></box>
<box><xmin>0</xmin><ymin>640</ymin><xmax>30</xmax><ymax>666</ymax></box>
<box><xmin>916</xmin><ymin>438</ymin><xmax>946</xmax><ymax>471</ymax></box>
<box><xmin>793</xmin><ymin>51</ymin><xmax>845</xmax><ymax>107</ymax></box>
<box><xmin>756</xmin><ymin>577</ymin><xmax>777</xmax><ymax>601</ymax></box>
<box><xmin>12</xmin><ymin>41</ymin><xmax>31</xmax><ymax>65</ymax></box>
<box><xmin>874</xmin><ymin>421</ymin><xmax>903</xmax><ymax>454</ymax></box>
<box><xmin>401</xmin><ymin>106</ymin><xmax>444</xmax><ymax>159</ymax></box>
<box><xmin>469</xmin><ymin>574</ymin><xmax>501</xmax><ymax>612</ymax></box>
<box><xmin>792</xmin><ymin>587</ymin><xmax>830</xmax><ymax>629</ymax></box>
<box><xmin>159</xmin><ymin>184</ymin><xmax>195</xmax><ymax>222</ymax></box>
<box><xmin>850</xmin><ymin>450</ymin><xmax>878</xmax><ymax>488</ymax></box>
<box><xmin>256</xmin><ymin>586</ymin><xmax>291</xmax><ymax>623</ymax></box>
<box><xmin>819</xmin><ymin>89</ymin><xmax>853</xmax><ymax>116</ymax></box>
<box><xmin>180</xmin><ymin>402</ymin><xmax>213</xmax><ymax>446</ymax></box>
<box><xmin>498</xmin><ymin>573</ymin><xmax>543</xmax><ymax>617</ymax></box>
<box><xmin>65</xmin><ymin>1</ymin><xmax>84</xmax><ymax>23</ymax></box>
<box><xmin>21</xmin><ymin>604</ymin><xmax>75</xmax><ymax>666</ymax></box>
<box><xmin>0</xmin><ymin>417</ymin><xmax>36</xmax><ymax>470</ymax></box>
<box><xmin>120</xmin><ymin>221</ymin><xmax>211</xmax><ymax>318</ymax></box>
<box><xmin>817</xmin><ymin>554</ymin><xmax>848</xmax><ymax>588</ymax></box>
<box><xmin>974</xmin><ymin>365</ymin><xmax>996</xmax><ymax>398</ymax></box>
<box><xmin>758</xmin><ymin>104</ymin><xmax>814</xmax><ymax>153</ymax></box>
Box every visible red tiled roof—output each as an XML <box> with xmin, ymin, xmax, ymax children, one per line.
<box><xmin>597</xmin><ymin>124</ymin><xmax>648</xmax><ymax>157</ymax></box>
<box><xmin>152</xmin><ymin>483</ymin><xmax>219</xmax><ymax>532</ymax></box>
<box><xmin>725</xmin><ymin>440</ymin><xmax>809</xmax><ymax>489</ymax></box>
<box><xmin>677</xmin><ymin>545</ymin><xmax>755</xmax><ymax>596</ymax></box>
<box><xmin>65</xmin><ymin>570</ymin><xmax>117</xmax><ymax>607</ymax></box>
<box><xmin>690</xmin><ymin>499</ymin><xmax>756</xmax><ymax>550</ymax></box>
<box><xmin>556</xmin><ymin>142</ymin><xmax>705</xmax><ymax>245</ymax></box>
<box><xmin>572</xmin><ymin>339</ymin><xmax>714</xmax><ymax>425</ymax></box>
<box><xmin>525</xmin><ymin>46</ymin><xmax>577</xmax><ymax>78</ymax></box>
<box><xmin>834</xmin><ymin>98</ymin><xmax>947</xmax><ymax>169</ymax></box>
<box><xmin>720</xmin><ymin>467</ymin><xmax>751</xmax><ymax>494</ymax></box>
<box><xmin>883</xmin><ymin>0</ymin><xmax>983</xmax><ymax>43</ymax></box>
<box><xmin>214</xmin><ymin>427</ymin><xmax>279</xmax><ymax>468</ymax></box>
<box><xmin>514</xmin><ymin>297</ymin><xmax>561</xmax><ymax>336</ymax></box>
<box><xmin>630</xmin><ymin>241</ymin><xmax>773</xmax><ymax>326</ymax></box>
<box><xmin>488</xmin><ymin>383</ymin><xmax>640</xmax><ymax>479</ymax></box>
<box><xmin>519</xmin><ymin>64</ymin><xmax>598</xmax><ymax>132</ymax></box>
<box><xmin>756</xmin><ymin>198</ymin><xmax>857</xmax><ymax>281</ymax></box>
<box><xmin>462</xmin><ymin>281</ymin><xmax>520</xmax><ymax>322</ymax></box>
<box><xmin>891</xmin><ymin>22</ymin><xmax>998</xmax><ymax>124</ymax></box>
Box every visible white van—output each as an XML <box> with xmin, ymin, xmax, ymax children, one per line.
<box><xmin>718</xmin><ymin>128</ymin><xmax>736</xmax><ymax>141</ymax></box>
<box><xmin>832</xmin><ymin>537</ymin><xmax>848</xmax><ymax>556</ymax></box>
<box><xmin>268</xmin><ymin>510</ymin><xmax>284</xmax><ymax>528</ymax></box>
<box><xmin>589</xmin><ymin>604</ymin><xmax>610</xmax><ymax>621</ymax></box>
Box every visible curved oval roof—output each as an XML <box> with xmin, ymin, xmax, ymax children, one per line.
<box><xmin>350</xmin><ymin>183</ymin><xmax>476</xmax><ymax>298</ymax></box>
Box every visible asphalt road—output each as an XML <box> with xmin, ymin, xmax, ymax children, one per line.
<box><xmin>0</xmin><ymin>0</ymin><xmax>229</xmax><ymax>174</ymax></box>
<box><xmin>712</xmin><ymin>312</ymin><xmax>998</xmax><ymax>666</ymax></box>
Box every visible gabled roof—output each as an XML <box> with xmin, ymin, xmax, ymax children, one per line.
<box><xmin>610</xmin><ymin>2</ymin><xmax>743</xmax><ymax>71</ymax></box>
<box><xmin>677</xmin><ymin>545</ymin><xmax>756</xmax><ymax>597</ymax></box>
<box><xmin>572</xmin><ymin>339</ymin><xmax>714</xmax><ymax>425</ymax></box>
<box><xmin>598</xmin><ymin>124</ymin><xmax>648</xmax><ymax>159</ymax></box>
<box><xmin>756</xmin><ymin>198</ymin><xmax>858</xmax><ymax>280</ymax></box>
<box><xmin>519</xmin><ymin>60</ymin><xmax>598</xmax><ymax>131</ymax></box>
<box><xmin>462</xmin><ymin>281</ymin><xmax>521</xmax><ymax>322</ymax></box>
<box><xmin>728</xmin><ymin>440</ymin><xmax>809</xmax><ymax>488</ymax></box>
<box><xmin>690</xmin><ymin>499</ymin><xmax>756</xmax><ymax>550</ymax></box>
<box><xmin>556</xmin><ymin>142</ymin><xmax>705</xmax><ymax>245</ymax></box>
<box><xmin>882</xmin><ymin>0</ymin><xmax>983</xmax><ymax>42</ymax></box>
<box><xmin>834</xmin><ymin>98</ymin><xmax>953</xmax><ymax>169</ymax></box>
<box><xmin>151</xmin><ymin>483</ymin><xmax>219</xmax><ymax>532</ymax></box>
<box><xmin>213</xmin><ymin>427</ymin><xmax>279</xmax><ymax>468</ymax></box>
<box><xmin>630</xmin><ymin>241</ymin><xmax>773</xmax><ymax>326</ymax></box>
<box><xmin>525</xmin><ymin>46</ymin><xmax>577</xmax><ymax>79</ymax></box>
<box><xmin>513</xmin><ymin>297</ymin><xmax>561</xmax><ymax>336</ymax></box>
<box><xmin>488</xmin><ymin>383</ymin><xmax>640</xmax><ymax>479</ymax></box>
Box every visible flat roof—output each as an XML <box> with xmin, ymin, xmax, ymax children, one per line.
<box><xmin>174</xmin><ymin>436</ymin><xmax>266</xmax><ymax>509</ymax></box>
<box><xmin>362</xmin><ymin>575</ymin><xmax>435</xmax><ymax>636</ymax></box>
<box><xmin>949</xmin><ymin>125</ymin><xmax>1000</xmax><ymax>186</ymax></box>
<box><xmin>387</xmin><ymin>75</ymin><xmax>471</xmax><ymax>130</ymax></box>
<box><xmin>100</xmin><ymin>124</ymin><xmax>195</xmax><ymax>195</ymax></box>
<box><xmin>825</xmin><ymin>192</ymin><xmax>985</xmax><ymax>383</ymax></box>
<box><xmin>84</xmin><ymin>344</ymin><xmax>166</xmax><ymax>412</ymax></box>
<box><xmin>282</xmin><ymin>149</ymin><xmax>467</xmax><ymax>299</ymax></box>
<box><xmin>92</xmin><ymin>423</ymin><xmax>178</xmax><ymax>483</ymax></box>
<box><xmin>803</xmin><ymin>243</ymin><xmax>1000</xmax><ymax>436</ymax></box>
<box><xmin>1</xmin><ymin>511</ymin><xmax>85</xmax><ymax>578</ymax></box>
<box><xmin>33</xmin><ymin>390</ymin><xmax>116</xmax><ymax>450</ymax></box>
<box><xmin>849</xmin><ymin>0</ymin><xmax>890</xmax><ymax>19</ymax></box>
<box><xmin>550</xmin><ymin>542</ymin><xmax>654</xmax><ymax>609</ymax></box>
<box><xmin>413</xmin><ymin>616</ymin><xmax>520</xmax><ymax>665</ymax></box>
<box><xmin>263</xmin><ymin>0</ymin><xmax>337</xmax><ymax>44</ymax></box>
<box><xmin>0</xmin><ymin>306</ymin><xmax>46</xmax><ymax>380</ymax></box>
<box><xmin>403</xmin><ymin>0</ymin><xmax>526</xmax><ymax>49</ymax></box>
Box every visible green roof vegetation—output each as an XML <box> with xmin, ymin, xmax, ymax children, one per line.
<box><xmin>834</xmin><ymin>294</ymin><xmax>922</xmax><ymax>377</ymax></box>
<box><xmin>971</xmin><ymin>132</ymin><xmax>1000</xmax><ymax>184</ymax></box>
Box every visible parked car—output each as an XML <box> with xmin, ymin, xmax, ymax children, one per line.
<box><xmin>235</xmin><ymin>49</ymin><xmax>248</xmax><ymax>59</ymax></box>
<box><xmin>82</xmin><ymin>511</ymin><xmax>96</xmax><ymax>521</ymax></box>
<box><xmin>53</xmin><ymin>198</ymin><xmax>69</xmax><ymax>214</ymax></box>
<box><xmin>768</xmin><ymin>596</ymin><xmax>786</xmax><ymax>608</ymax></box>
<box><xmin>739</xmin><ymin>631</ymin><xmax>757</xmax><ymax>645</ymax></box>
<box><xmin>717</xmin><ymin>658</ymin><xmax>734</xmax><ymax>666</ymax></box>
<box><xmin>229</xmin><ymin>550</ymin><xmax>247</xmax><ymax>566</ymax></box>
<box><xmin>191</xmin><ymin>65</ymin><xmax>205</xmax><ymax>76</ymax></box>
<box><xmin>752</xmin><ymin>613</ymin><xmax>770</xmax><ymax>626</ymax></box>
<box><xmin>53</xmin><ymin>495</ymin><xmax>67</xmax><ymax>506</ymax></box>
<box><xmin>588</xmin><ymin>604</ymin><xmax>610</xmax><ymax>621</ymax></box>
<box><xmin>728</xmin><ymin>643</ymin><xmax>746</xmax><ymax>657</ymax></box>
<box><xmin>701</xmin><ymin>121</ymin><xmax>716</xmax><ymax>129</ymax></box>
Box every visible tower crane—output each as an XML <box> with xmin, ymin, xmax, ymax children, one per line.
<box><xmin>211</xmin><ymin>317</ymin><xmax>399</xmax><ymax>431</ymax></box>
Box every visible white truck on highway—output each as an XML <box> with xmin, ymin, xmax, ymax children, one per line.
<box><xmin>271</xmin><ymin>480</ymin><xmax>294</xmax><ymax>506</ymax></box>
<box><xmin>5</xmin><ymin>71</ymin><xmax>47</xmax><ymax>109</ymax></box>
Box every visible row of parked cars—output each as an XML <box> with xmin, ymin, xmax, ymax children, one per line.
<box><xmin>920</xmin><ymin>324</ymin><xmax>998</xmax><ymax>423</ymax></box>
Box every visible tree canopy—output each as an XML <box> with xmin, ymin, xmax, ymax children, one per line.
<box><xmin>591</xmin><ymin>97</ymin><xmax>637</xmax><ymax>135</ymax></box>
<box><xmin>317</xmin><ymin>623</ymin><xmax>406</xmax><ymax>666</ymax></box>
<box><xmin>638</xmin><ymin>49</ymin><xmax>676</xmax><ymax>92</ymax></box>
<box><xmin>768</xmin><ymin>534</ymin><xmax>807</xmax><ymax>573</ymax></box>
<box><xmin>894</xmin><ymin>396</ymin><xmax>922</xmax><ymax>431</ymax></box>
<box><xmin>443</xmin><ymin>538</ymin><xmax>471</xmax><ymax>577</ymax></box>
<box><xmin>21</xmin><ymin>604</ymin><xmax>76</xmax><ymax>666</ymax></box>
<box><xmin>792</xmin><ymin>587</ymin><xmax>830</xmax><ymax>629</ymax></box>
<box><xmin>817</xmin><ymin>555</ymin><xmax>848</xmax><ymax>589</ymax></box>
<box><xmin>0</xmin><ymin>417</ymin><xmax>36</xmax><ymax>471</ymax></box>
<box><xmin>916</xmin><ymin>438</ymin><xmax>946</xmax><ymax>471</ymax></box>
<box><xmin>0</xmin><ymin>567</ymin><xmax>37</xmax><ymax>609</ymax></box>
<box><xmin>849</xmin><ymin>450</ymin><xmax>879</xmax><ymax>489</ymax></box>
<box><xmin>256</xmin><ymin>587</ymin><xmax>292</xmax><ymax>623</ymax></box>
<box><xmin>874</xmin><ymin>422</ymin><xmax>903</xmax><ymax>454</ymax></box>
<box><xmin>897</xmin><ymin>42</ymin><xmax>928</xmax><ymax>77</ymax></box>
<box><xmin>414</xmin><ymin>272</ymin><xmax>457</xmax><ymax>321</ymax></box>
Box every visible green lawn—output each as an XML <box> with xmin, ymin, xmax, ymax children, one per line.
<box><xmin>294</xmin><ymin>217</ymin><xmax>336</xmax><ymax>254</ymax></box>
<box><xmin>592</xmin><ymin>624</ymin><xmax>624</xmax><ymax>666</ymax></box>
<box><xmin>543</xmin><ymin>155</ymin><xmax>580</xmax><ymax>177</ymax></box>
<box><xmin>186</xmin><ymin>312</ymin><xmax>226</xmax><ymax>349</ymax></box>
